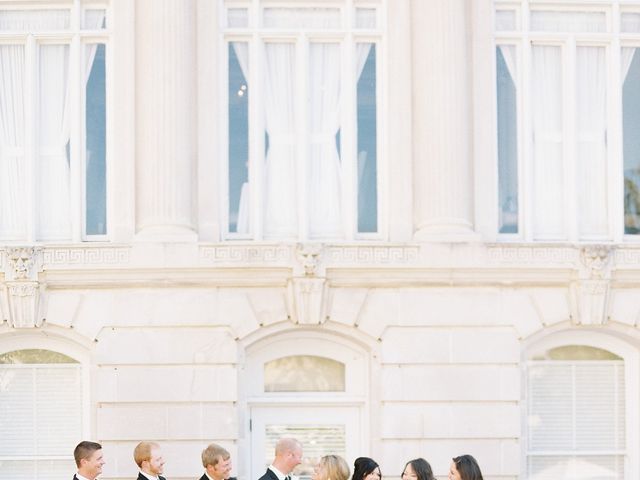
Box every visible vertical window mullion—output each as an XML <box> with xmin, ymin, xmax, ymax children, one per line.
<box><xmin>25</xmin><ymin>35</ymin><xmax>37</xmax><ymax>243</ymax></box>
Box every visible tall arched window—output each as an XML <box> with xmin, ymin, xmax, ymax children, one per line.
<box><xmin>525</xmin><ymin>338</ymin><xmax>634</xmax><ymax>479</ymax></box>
<box><xmin>0</xmin><ymin>349</ymin><xmax>83</xmax><ymax>480</ymax></box>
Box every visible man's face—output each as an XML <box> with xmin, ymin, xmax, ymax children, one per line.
<box><xmin>288</xmin><ymin>446</ymin><xmax>303</xmax><ymax>471</ymax></box>
<box><xmin>144</xmin><ymin>448</ymin><xmax>165</xmax><ymax>476</ymax></box>
<box><xmin>208</xmin><ymin>456</ymin><xmax>232</xmax><ymax>480</ymax></box>
<box><xmin>81</xmin><ymin>449</ymin><xmax>105</xmax><ymax>480</ymax></box>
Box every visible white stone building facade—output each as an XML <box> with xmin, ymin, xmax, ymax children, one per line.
<box><xmin>0</xmin><ymin>1</ymin><xmax>638</xmax><ymax>480</ymax></box>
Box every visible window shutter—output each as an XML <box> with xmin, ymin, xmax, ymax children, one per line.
<box><xmin>527</xmin><ymin>361</ymin><xmax>625</xmax><ymax>479</ymax></box>
<box><xmin>0</xmin><ymin>364</ymin><xmax>82</xmax><ymax>480</ymax></box>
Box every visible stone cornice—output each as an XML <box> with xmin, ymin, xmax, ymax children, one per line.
<box><xmin>0</xmin><ymin>242</ymin><xmax>638</xmax><ymax>288</ymax></box>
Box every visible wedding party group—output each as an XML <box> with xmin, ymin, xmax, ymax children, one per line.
<box><xmin>70</xmin><ymin>438</ymin><xmax>484</xmax><ymax>480</ymax></box>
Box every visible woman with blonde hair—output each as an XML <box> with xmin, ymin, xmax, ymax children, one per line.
<box><xmin>312</xmin><ymin>455</ymin><xmax>351</xmax><ymax>480</ymax></box>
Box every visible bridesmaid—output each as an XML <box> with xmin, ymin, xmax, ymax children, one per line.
<box><xmin>401</xmin><ymin>458</ymin><xmax>435</xmax><ymax>480</ymax></box>
<box><xmin>352</xmin><ymin>457</ymin><xmax>381</xmax><ymax>480</ymax></box>
<box><xmin>312</xmin><ymin>455</ymin><xmax>351</xmax><ymax>480</ymax></box>
<box><xmin>448</xmin><ymin>455</ymin><xmax>484</xmax><ymax>480</ymax></box>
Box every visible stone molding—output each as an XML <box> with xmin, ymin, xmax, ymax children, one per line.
<box><xmin>0</xmin><ymin>242</ymin><xmax>638</xmax><ymax>278</ymax></box>
<box><xmin>200</xmin><ymin>244</ymin><xmax>292</xmax><ymax>264</ymax></box>
<box><xmin>42</xmin><ymin>247</ymin><xmax>130</xmax><ymax>267</ymax></box>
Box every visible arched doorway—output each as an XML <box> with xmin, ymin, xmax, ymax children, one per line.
<box><xmin>241</xmin><ymin>329</ymin><xmax>370</xmax><ymax>480</ymax></box>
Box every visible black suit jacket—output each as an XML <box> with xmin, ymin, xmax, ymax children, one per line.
<box><xmin>258</xmin><ymin>469</ymin><xmax>281</xmax><ymax>480</ymax></box>
<box><xmin>138</xmin><ymin>472</ymin><xmax>166</xmax><ymax>480</ymax></box>
<box><xmin>199</xmin><ymin>475</ymin><xmax>237</xmax><ymax>480</ymax></box>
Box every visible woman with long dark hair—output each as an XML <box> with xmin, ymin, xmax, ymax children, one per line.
<box><xmin>401</xmin><ymin>458</ymin><xmax>434</xmax><ymax>480</ymax></box>
<box><xmin>351</xmin><ymin>457</ymin><xmax>381</xmax><ymax>480</ymax></box>
<box><xmin>448</xmin><ymin>455</ymin><xmax>483</xmax><ymax>480</ymax></box>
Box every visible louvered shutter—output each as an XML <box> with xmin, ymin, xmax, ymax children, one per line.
<box><xmin>0</xmin><ymin>364</ymin><xmax>82</xmax><ymax>480</ymax></box>
<box><xmin>527</xmin><ymin>360</ymin><xmax>625</xmax><ymax>479</ymax></box>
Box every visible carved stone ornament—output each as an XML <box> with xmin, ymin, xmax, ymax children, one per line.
<box><xmin>5</xmin><ymin>281</ymin><xmax>43</xmax><ymax>328</ymax></box>
<box><xmin>5</xmin><ymin>247</ymin><xmax>40</xmax><ymax>281</ymax></box>
<box><xmin>579</xmin><ymin>245</ymin><xmax>612</xmax><ymax>280</ymax></box>
<box><xmin>570</xmin><ymin>280</ymin><xmax>610</xmax><ymax>327</ymax></box>
<box><xmin>295</xmin><ymin>243</ymin><xmax>323</xmax><ymax>277</ymax></box>
<box><xmin>287</xmin><ymin>277</ymin><xmax>327</xmax><ymax>325</ymax></box>
<box><xmin>571</xmin><ymin>245</ymin><xmax>612</xmax><ymax>326</ymax></box>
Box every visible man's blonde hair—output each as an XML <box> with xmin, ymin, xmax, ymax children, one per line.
<box><xmin>202</xmin><ymin>443</ymin><xmax>230</xmax><ymax>468</ymax></box>
<box><xmin>134</xmin><ymin>441</ymin><xmax>160</xmax><ymax>468</ymax></box>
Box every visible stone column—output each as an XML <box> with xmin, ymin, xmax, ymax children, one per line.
<box><xmin>411</xmin><ymin>0</ymin><xmax>476</xmax><ymax>240</ymax></box>
<box><xmin>135</xmin><ymin>0</ymin><xmax>197</xmax><ymax>240</ymax></box>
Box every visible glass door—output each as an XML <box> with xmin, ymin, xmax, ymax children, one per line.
<box><xmin>250</xmin><ymin>405</ymin><xmax>362</xmax><ymax>480</ymax></box>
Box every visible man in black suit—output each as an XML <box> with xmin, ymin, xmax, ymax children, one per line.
<box><xmin>73</xmin><ymin>441</ymin><xmax>105</xmax><ymax>480</ymax></box>
<box><xmin>199</xmin><ymin>443</ymin><xmax>236</xmax><ymax>480</ymax></box>
<box><xmin>134</xmin><ymin>441</ymin><xmax>166</xmax><ymax>480</ymax></box>
<box><xmin>257</xmin><ymin>438</ymin><xmax>303</xmax><ymax>480</ymax></box>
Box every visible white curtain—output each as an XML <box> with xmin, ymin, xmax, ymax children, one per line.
<box><xmin>37</xmin><ymin>44</ymin><xmax>71</xmax><ymax>240</ymax></box>
<box><xmin>263</xmin><ymin>43</ymin><xmax>297</xmax><ymax>237</ymax></box>
<box><xmin>531</xmin><ymin>45</ymin><xmax>564</xmax><ymax>238</ymax></box>
<box><xmin>308</xmin><ymin>43</ymin><xmax>342</xmax><ymax>238</ymax></box>
<box><xmin>621</xmin><ymin>48</ymin><xmax>636</xmax><ymax>87</ymax></box>
<box><xmin>0</xmin><ymin>11</ymin><xmax>69</xmax><ymax>240</ymax></box>
<box><xmin>0</xmin><ymin>45</ymin><xmax>26</xmax><ymax>239</ymax></box>
<box><xmin>576</xmin><ymin>46</ymin><xmax>607</xmax><ymax>237</ymax></box>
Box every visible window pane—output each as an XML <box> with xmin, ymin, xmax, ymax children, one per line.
<box><xmin>0</xmin><ymin>349</ymin><xmax>78</xmax><ymax>364</ymax></box>
<box><xmin>228</xmin><ymin>8</ymin><xmax>248</xmax><ymax>28</ymax></box>
<box><xmin>263</xmin><ymin>8</ymin><xmax>341</xmax><ymax>29</ymax></box>
<box><xmin>530</xmin><ymin>11</ymin><xmax>606</xmax><ymax>33</ymax></box>
<box><xmin>309</xmin><ymin>43</ymin><xmax>342</xmax><ymax>239</ymax></box>
<box><xmin>495</xmin><ymin>10</ymin><xmax>516</xmax><ymax>31</ymax></box>
<box><xmin>531</xmin><ymin>345</ymin><xmax>622</xmax><ymax>361</ymax></box>
<box><xmin>621</xmin><ymin>13</ymin><xmax>640</xmax><ymax>33</ymax></box>
<box><xmin>528</xmin><ymin>361</ymin><xmax>625</xmax><ymax>451</ymax></box>
<box><xmin>0</xmin><ymin>364</ymin><xmax>82</xmax><ymax>456</ymax></box>
<box><xmin>228</xmin><ymin>43</ymin><xmax>250</xmax><ymax>234</ymax></box>
<box><xmin>528</xmin><ymin>363</ymin><xmax>573</xmax><ymax>450</ymax></box>
<box><xmin>37</xmin><ymin>44</ymin><xmax>71</xmax><ymax>241</ymax></box>
<box><xmin>264</xmin><ymin>423</ymin><xmax>346</xmax><ymax>480</ymax></box>
<box><xmin>0</xmin><ymin>45</ymin><xmax>27</xmax><ymax>240</ymax></box>
<box><xmin>531</xmin><ymin>45</ymin><xmax>564</xmax><ymax>239</ymax></box>
<box><xmin>265</xmin><ymin>424</ymin><xmax>345</xmax><ymax>480</ymax></box>
<box><xmin>264</xmin><ymin>355</ymin><xmax>345</xmax><ymax>392</ymax></box>
<box><xmin>355</xmin><ymin>8</ymin><xmax>377</xmax><ymax>29</ymax></box>
<box><xmin>85</xmin><ymin>44</ymin><xmax>107</xmax><ymax>236</ymax></box>
<box><xmin>576</xmin><ymin>46</ymin><xmax>607</xmax><ymax>238</ymax></box>
<box><xmin>496</xmin><ymin>46</ymin><xmax>518</xmax><ymax>234</ymax></box>
<box><xmin>357</xmin><ymin>44</ymin><xmax>378</xmax><ymax>233</ymax></box>
<box><xmin>0</xmin><ymin>10</ymin><xmax>70</xmax><ymax>30</ymax></box>
<box><xmin>622</xmin><ymin>48</ymin><xmax>640</xmax><ymax>234</ymax></box>
<box><xmin>83</xmin><ymin>9</ymin><xmax>106</xmax><ymax>29</ymax></box>
<box><xmin>263</xmin><ymin>43</ymin><xmax>297</xmax><ymax>238</ymax></box>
